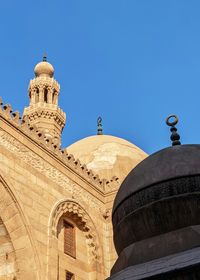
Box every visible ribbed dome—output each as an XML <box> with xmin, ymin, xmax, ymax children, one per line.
<box><xmin>34</xmin><ymin>61</ymin><xmax>54</xmax><ymax>77</ymax></box>
<box><xmin>67</xmin><ymin>135</ymin><xmax>147</xmax><ymax>181</ymax></box>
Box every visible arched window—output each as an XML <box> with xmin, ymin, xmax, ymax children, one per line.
<box><xmin>35</xmin><ymin>88</ymin><xmax>39</xmax><ymax>103</ymax></box>
<box><xmin>50</xmin><ymin>201</ymin><xmax>102</xmax><ymax>280</ymax></box>
<box><xmin>64</xmin><ymin>221</ymin><xmax>76</xmax><ymax>258</ymax></box>
<box><xmin>44</xmin><ymin>88</ymin><xmax>48</xmax><ymax>103</ymax></box>
<box><xmin>53</xmin><ymin>90</ymin><xmax>57</xmax><ymax>104</ymax></box>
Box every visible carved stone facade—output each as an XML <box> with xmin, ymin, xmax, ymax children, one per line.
<box><xmin>0</xmin><ymin>58</ymin><xmax>147</xmax><ymax>280</ymax></box>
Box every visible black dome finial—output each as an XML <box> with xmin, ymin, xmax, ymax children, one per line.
<box><xmin>97</xmin><ymin>116</ymin><xmax>103</xmax><ymax>135</ymax></box>
<box><xmin>166</xmin><ymin>114</ymin><xmax>181</xmax><ymax>146</ymax></box>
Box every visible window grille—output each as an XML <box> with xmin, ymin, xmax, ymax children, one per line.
<box><xmin>64</xmin><ymin>221</ymin><xmax>76</xmax><ymax>258</ymax></box>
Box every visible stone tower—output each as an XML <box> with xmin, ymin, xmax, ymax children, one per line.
<box><xmin>23</xmin><ymin>56</ymin><xmax>66</xmax><ymax>145</ymax></box>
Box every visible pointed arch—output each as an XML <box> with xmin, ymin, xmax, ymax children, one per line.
<box><xmin>35</xmin><ymin>87</ymin><xmax>39</xmax><ymax>103</ymax></box>
<box><xmin>0</xmin><ymin>173</ymin><xmax>41</xmax><ymax>280</ymax></box>
<box><xmin>47</xmin><ymin>199</ymin><xmax>104</xmax><ymax>280</ymax></box>
<box><xmin>44</xmin><ymin>87</ymin><xmax>48</xmax><ymax>103</ymax></box>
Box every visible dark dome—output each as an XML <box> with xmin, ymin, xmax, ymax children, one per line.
<box><xmin>112</xmin><ymin>144</ymin><xmax>200</xmax><ymax>255</ymax></box>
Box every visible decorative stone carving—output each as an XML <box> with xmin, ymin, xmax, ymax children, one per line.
<box><xmin>51</xmin><ymin>200</ymin><xmax>101</xmax><ymax>263</ymax></box>
<box><xmin>0</xmin><ymin>130</ymin><xmax>104</xmax><ymax>210</ymax></box>
<box><xmin>23</xmin><ymin>61</ymin><xmax>66</xmax><ymax>145</ymax></box>
<box><xmin>0</xmin><ymin>97</ymin><xmax>120</xmax><ymax>192</ymax></box>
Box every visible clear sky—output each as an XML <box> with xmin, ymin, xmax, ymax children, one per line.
<box><xmin>1</xmin><ymin>0</ymin><xmax>200</xmax><ymax>154</ymax></box>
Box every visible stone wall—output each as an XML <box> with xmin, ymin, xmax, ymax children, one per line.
<box><xmin>0</xmin><ymin>114</ymin><xmax>117</xmax><ymax>279</ymax></box>
<box><xmin>0</xmin><ymin>218</ymin><xmax>16</xmax><ymax>280</ymax></box>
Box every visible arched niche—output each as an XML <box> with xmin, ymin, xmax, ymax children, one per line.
<box><xmin>47</xmin><ymin>200</ymin><xmax>104</xmax><ymax>280</ymax></box>
<box><xmin>0</xmin><ymin>173</ymin><xmax>40</xmax><ymax>280</ymax></box>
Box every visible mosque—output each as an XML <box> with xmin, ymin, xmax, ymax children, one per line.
<box><xmin>1</xmin><ymin>57</ymin><xmax>200</xmax><ymax>280</ymax></box>
<box><xmin>0</xmin><ymin>57</ymin><xmax>147</xmax><ymax>280</ymax></box>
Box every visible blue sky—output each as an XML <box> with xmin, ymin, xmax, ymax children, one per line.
<box><xmin>0</xmin><ymin>0</ymin><xmax>200</xmax><ymax>154</ymax></box>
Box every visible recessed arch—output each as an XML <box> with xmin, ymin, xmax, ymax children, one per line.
<box><xmin>44</xmin><ymin>87</ymin><xmax>48</xmax><ymax>103</ymax></box>
<box><xmin>35</xmin><ymin>87</ymin><xmax>39</xmax><ymax>103</ymax></box>
<box><xmin>47</xmin><ymin>199</ymin><xmax>104</xmax><ymax>280</ymax></box>
<box><xmin>0</xmin><ymin>173</ymin><xmax>41</xmax><ymax>280</ymax></box>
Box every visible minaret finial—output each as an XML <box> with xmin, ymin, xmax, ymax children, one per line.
<box><xmin>166</xmin><ymin>114</ymin><xmax>181</xmax><ymax>146</ymax></box>
<box><xmin>43</xmin><ymin>53</ymin><xmax>47</xmax><ymax>62</ymax></box>
<box><xmin>97</xmin><ymin>116</ymin><xmax>103</xmax><ymax>135</ymax></box>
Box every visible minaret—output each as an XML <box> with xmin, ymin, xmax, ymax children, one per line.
<box><xmin>23</xmin><ymin>56</ymin><xmax>66</xmax><ymax>145</ymax></box>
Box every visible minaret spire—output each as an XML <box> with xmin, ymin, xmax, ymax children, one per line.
<box><xmin>97</xmin><ymin>117</ymin><xmax>103</xmax><ymax>135</ymax></box>
<box><xmin>43</xmin><ymin>53</ymin><xmax>47</xmax><ymax>62</ymax></box>
<box><xmin>22</xmin><ymin>57</ymin><xmax>66</xmax><ymax>146</ymax></box>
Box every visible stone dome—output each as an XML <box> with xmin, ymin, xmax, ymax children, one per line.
<box><xmin>67</xmin><ymin>135</ymin><xmax>147</xmax><ymax>181</ymax></box>
<box><xmin>112</xmin><ymin>144</ymin><xmax>200</xmax><ymax>255</ymax></box>
<box><xmin>34</xmin><ymin>61</ymin><xmax>54</xmax><ymax>77</ymax></box>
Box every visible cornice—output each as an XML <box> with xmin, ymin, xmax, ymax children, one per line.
<box><xmin>0</xmin><ymin>97</ymin><xmax>120</xmax><ymax>196</ymax></box>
